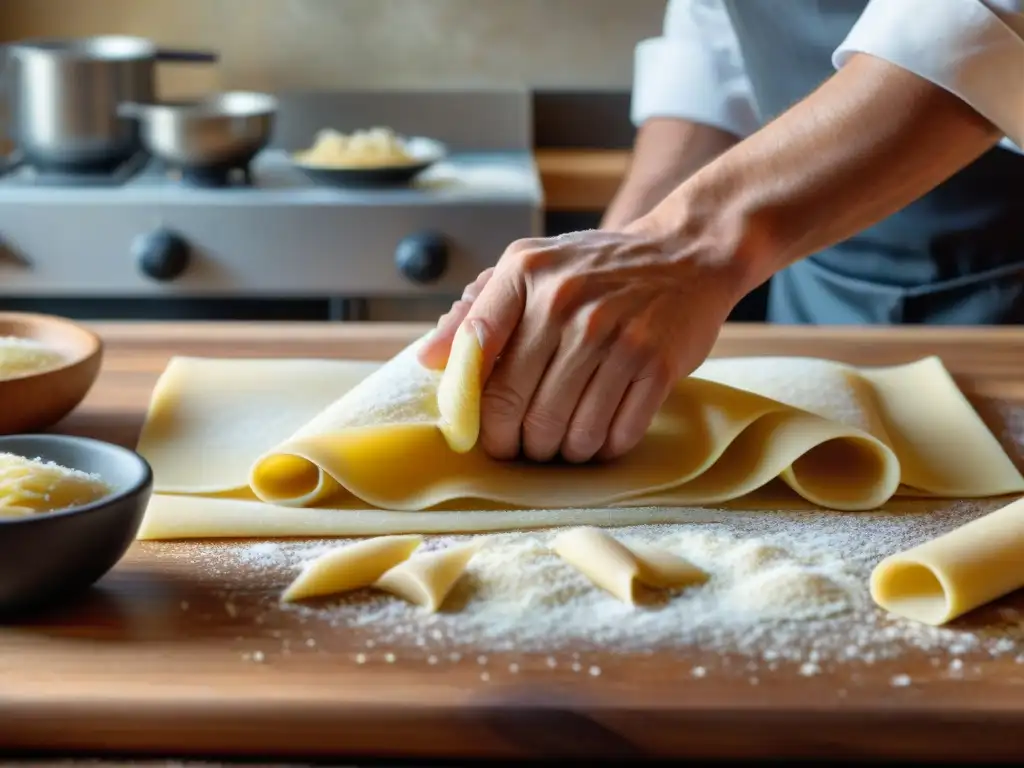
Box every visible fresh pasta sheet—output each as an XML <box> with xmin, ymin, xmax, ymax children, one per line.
<box><xmin>135</xmin><ymin>327</ymin><xmax>1024</xmax><ymax>539</ymax></box>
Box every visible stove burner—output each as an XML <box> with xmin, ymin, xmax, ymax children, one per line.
<box><xmin>1</xmin><ymin>152</ymin><xmax>150</xmax><ymax>188</ymax></box>
<box><xmin>31</xmin><ymin>157</ymin><xmax>128</xmax><ymax>175</ymax></box>
<box><xmin>171</xmin><ymin>163</ymin><xmax>254</xmax><ymax>189</ymax></box>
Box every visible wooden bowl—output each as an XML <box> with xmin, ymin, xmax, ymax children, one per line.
<box><xmin>0</xmin><ymin>312</ymin><xmax>103</xmax><ymax>435</ymax></box>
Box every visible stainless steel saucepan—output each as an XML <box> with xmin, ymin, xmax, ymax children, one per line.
<box><xmin>2</xmin><ymin>35</ymin><xmax>218</xmax><ymax>171</ymax></box>
<box><xmin>119</xmin><ymin>92</ymin><xmax>278</xmax><ymax>169</ymax></box>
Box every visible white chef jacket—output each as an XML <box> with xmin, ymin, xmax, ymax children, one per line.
<box><xmin>631</xmin><ymin>0</ymin><xmax>1024</xmax><ymax>152</ymax></box>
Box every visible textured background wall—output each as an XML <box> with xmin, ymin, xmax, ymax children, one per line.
<box><xmin>1</xmin><ymin>0</ymin><xmax>666</xmax><ymax>97</ymax></box>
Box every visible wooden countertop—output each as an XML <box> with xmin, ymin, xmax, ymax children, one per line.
<box><xmin>536</xmin><ymin>149</ymin><xmax>629</xmax><ymax>212</ymax></box>
<box><xmin>5</xmin><ymin>321</ymin><xmax>1024</xmax><ymax>762</ymax></box>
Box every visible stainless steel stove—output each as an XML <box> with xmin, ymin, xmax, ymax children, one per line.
<box><xmin>0</xmin><ymin>90</ymin><xmax>542</xmax><ymax>322</ymax></box>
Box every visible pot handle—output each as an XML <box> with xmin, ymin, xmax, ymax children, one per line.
<box><xmin>155</xmin><ymin>48</ymin><xmax>219</xmax><ymax>64</ymax></box>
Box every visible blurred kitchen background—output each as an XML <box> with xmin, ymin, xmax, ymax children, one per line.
<box><xmin>0</xmin><ymin>0</ymin><xmax>768</xmax><ymax>323</ymax></box>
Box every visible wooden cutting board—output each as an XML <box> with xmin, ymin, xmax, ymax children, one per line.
<box><xmin>3</xmin><ymin>321</ymin><xmax>1024</xmax><ymax>762</ymax></box>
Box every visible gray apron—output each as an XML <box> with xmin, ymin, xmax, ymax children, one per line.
<box><xmin>721</xmin><ymin>0</ymin><xmax>1024</xmax><ymax>324</ymax></box>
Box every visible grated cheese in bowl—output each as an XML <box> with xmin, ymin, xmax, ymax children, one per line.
<box><xmin>0</xmin><ymin>336</ymin><xmax>67</xmax><ymax>381</ymax></box>
<box><xmin>0</xmin><ymin>452</ymin><xmax>112</xmax><ymax>518</ymax></box>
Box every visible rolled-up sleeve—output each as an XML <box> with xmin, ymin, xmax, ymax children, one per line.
<box><xmin>630</xmin><ymin>0</ymin><xmax>760</xmax><ymax>138</ymax></box>
<box><xmin>834</xmin><ymin>0</ymin><xmax>1024</xmax><ymax>151</ymax></box>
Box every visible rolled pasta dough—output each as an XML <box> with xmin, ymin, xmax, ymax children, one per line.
<box><xmin>135</xmin><ymin>327</ymin><xmax>1024</xmax><ymax>539</ymax></box>
<box><xmin>553</xmin><ymin>527</ymin><xmax>707</xmax><ymax>604</ymax></box>
<box><xmin>871</xmin><ymin>495</ymin><xmax>1024</xmax><ymax>625</ymax></box>
<box><xmin>436</xmin><ymin>324</ymin><xmax>482</xmax><ymax>453</ymax></box>
<box><xmin>137</xmin><ymin>497</ymin><xmax>724</xmax><ymax>539</ymax></box>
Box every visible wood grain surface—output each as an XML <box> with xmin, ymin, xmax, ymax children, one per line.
<box><xmin>4</xmin><ymin>321</ymin><xmax>1024</xmax><ymax>762</ymax></box>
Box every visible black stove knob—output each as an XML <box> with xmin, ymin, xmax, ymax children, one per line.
<box><xmin>134</xmin><ymin>229</ymin><xmax>190</xmax><ymax>281</ymax></box>
<box><xmin>395</xmin><ymin>231</ymin><xmax>448</xmax><ymax>284</ymax></box>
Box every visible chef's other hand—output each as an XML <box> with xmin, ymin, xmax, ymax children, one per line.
<box><xmin>417</xmin><ymin>224</ymin><xmax>744</xmax><ymax>463</ymax></box>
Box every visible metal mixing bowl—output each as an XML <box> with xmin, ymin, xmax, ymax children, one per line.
<box><xmin>119</xmin><ymin>91</ymin><xmax>278</xmax><ymax>169</ymax></box>
<box><xmin>4</xmin><ymin>35</ymin><xmax>217</xmax><ymax>172</ymax></box>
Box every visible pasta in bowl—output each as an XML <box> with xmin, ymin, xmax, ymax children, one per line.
<box><xmin>291</xmin><ymin>127</ymin><xmax>446</xmax><ymax>188</ymax></box>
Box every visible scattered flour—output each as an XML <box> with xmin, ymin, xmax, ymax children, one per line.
<box><xmin>147</xmin><ymin>495</ymin><xmax>1024</xmax><ymax>669</ymax></box>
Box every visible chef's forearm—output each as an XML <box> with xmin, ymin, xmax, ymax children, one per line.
<box><xmin>601</xmin><ymin>118</ymin><xmax>738</xmax><ymax>230</ymax></box>
<box><xmin>636</xmin><ymin>53</ymin><xmax>1003</xmax><ymax>297</ymax></box>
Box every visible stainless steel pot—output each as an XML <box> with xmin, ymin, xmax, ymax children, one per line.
<box><xmin>119</xmin><ymin>91</ymin><xmax>278</xmax><ymax>169</ymax></box>
<box><xmin>3</xmin><ymin>35</ymin><xmax>217</xmax><ymax>171</ymax></box>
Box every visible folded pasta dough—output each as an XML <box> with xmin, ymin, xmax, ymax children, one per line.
<box><xmin>374</xmin><ymin>538</ymin><xmax>486</xmax><ymax>611</ymax></box>
<box><xmin>281</xmin><ymin>534</ymin><xmax>423</xmax><ymax>602</ymax></box>
<box><xmin>136</xmin><ymin>326</ymin><xmax>1024</xmax><ymax>539</ymax></box>
<box><xmin>281</xmin><ymin>534</ymin><xmax>483</xmax><ymax>612</ymax></box>
<box><xmin>553</xmin><ymin>527</ymin><xmax>707</xmax><ymax>603</ymax></box>
<box><xmin>871</xmin><ymin>495</ymin><xmax>1024</xmax><ymax>625</ymax></box>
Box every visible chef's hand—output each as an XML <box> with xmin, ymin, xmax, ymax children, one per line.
<box><xmin>417</xmin><ymin>221</ymin><xmax>745</xmax><ymax>463</ymax></box>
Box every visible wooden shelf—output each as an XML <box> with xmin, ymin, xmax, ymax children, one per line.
<box><xmin>535</xmin><ymin>148</ymin><xmax>630</xmax><ymax>212</ymax></box>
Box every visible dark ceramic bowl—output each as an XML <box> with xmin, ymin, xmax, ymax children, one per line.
<box><xmin>0</xmin><ymin>434</ymin><xmax>152</xmax><ymax>617</ymax></box>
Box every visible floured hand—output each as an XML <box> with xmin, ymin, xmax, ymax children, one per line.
<box><xmin>417</xmin><ymin>223</ymin><xmax>743</xmax><ymax>463</ymax></box>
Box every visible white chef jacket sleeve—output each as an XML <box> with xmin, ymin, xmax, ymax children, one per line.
<box><xmin>834</xmin><ymin>0</ymin><xmax>1024</xmax><ymax>152</ymax></box>
<box><xmin>630</xmin><ymin>0</ymin><xmax>760</xmax><ymax>138</ymax></box>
